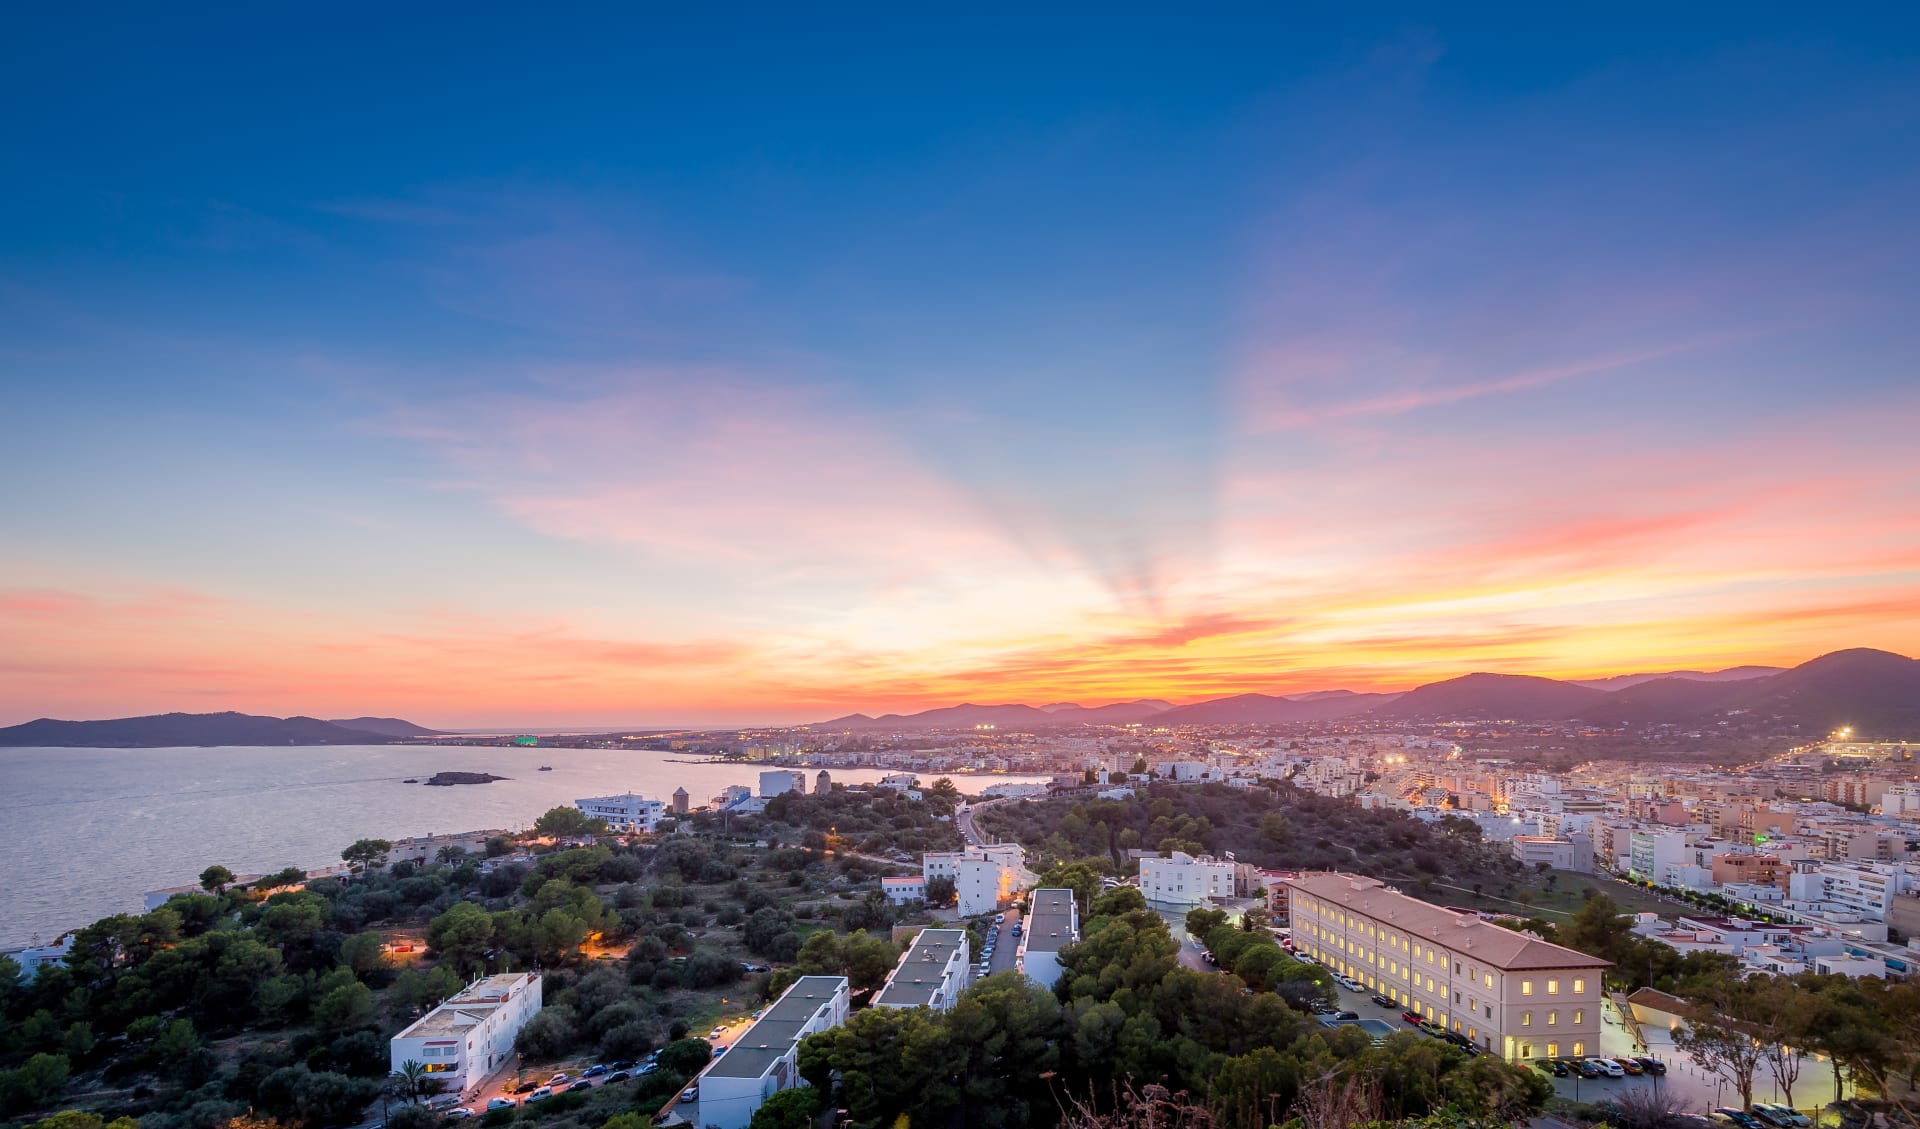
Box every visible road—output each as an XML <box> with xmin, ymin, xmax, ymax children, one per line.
<box><xmin>983</xmin><ymin>908</ymin><xmax>1022</xmax><ymax>976</ymax></box>
<box><xmin>955</xmin><ymin>796</ymin><xmax>1015</xmax><ymax>846</ymax></box>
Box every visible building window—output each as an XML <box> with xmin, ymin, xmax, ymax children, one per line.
<box><xmin>1547</xmin><ymin>978</ymin><xmax>1560</xmax><ymax>995</ymax></box>
<box><xmin>1572</xmin><ymin>1041</ymin><xmax>1585</xmax><ymax>1056</ymax></box>
<box><xmin>1573</xmin><ymin>978</ymin><xmax>1586</xmax><ymax>994</ymax></box>
<box><xmin>1520</xmin><ymin>1043</ymin><xmax>1533</xmax><ymax>1058</ymax></box>
<box><xmin>1573</xmin><ymin>1009</ymin><xmax>1584</xmax><ymax>1024</ymax></box>
<box><xmin>1547</xmin><ymin>1042</ymin><xmax>1559</xmax><ymax>1058</ymax></box>
<box><xmin>1522</xmin><ymin>1012</ymin><xmax>1532</xmax><ymax>1027</ymax></box>
<box><xmin>1548</xmin><ymin>1011</ymin><xmax>1558</xmax><ymax>1026</ymax></box>
<box><xmin>1522</xmin><ymin>979</ymin><xmax>1534</xmax><ymax>996</ymax></box>
<box><xmin>1484</xmin><ymin>973</ymin><xmax>1493</xmax><ymax>989</ymax></box>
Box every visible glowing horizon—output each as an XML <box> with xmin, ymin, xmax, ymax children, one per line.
<box><xmin>3</xmin><ymin>10</ymin><xmax>1918</xmax><ymax>729</ymax></box>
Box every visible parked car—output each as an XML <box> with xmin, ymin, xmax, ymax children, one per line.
<box><xmin>509</xmin><ymin>1082</ymin><xmax>537</xmax><ymax>1095</ymax></box>
<box><xmin>1370</xmin><ymin>994</ymin><xmax>1395</xmax><ymax>1008</ymax></box>
<box><xmin>546</xmin><ymin>1073</ymin><xmax>570</xmax><ymax>1085</ymax></box>
<box><xmin>713</xmin><ymin>1047</ymin><xmax>728</xmax><ymax>1057</ymax></box>
<box><xmin>1332</xmin><ymin>1011</ymin><xmax>1359</xmax><ymax>1021</ymax></box>
<box><xmin>1715</xmin><ymin>1110</ymin><xmax>1764</xmax><ymax>1129</ymax></box>
<box><xmin>486</xmin><ymin>1099</ymin><xmax>516</xmax><ymax>1111</ymax></box>
<box><xmin>606</xmin><ymin>1071</ymin><xmax>631</xmax><ymax>1083</ymax></box>
<box><xmin>608</xmin><ymin>1061</ymin><xmax>637</xmax><ymax>1073</ymax></box>
<box><xmin>582</xmin><ymin>1064</ymin><xmax>608</xmax><ymax>1078</ymax></box>
<box><xmin>526</xmin><ymin>1088</ymin><xmax>553</xmax><ymax>1103</ymax></box>
<box><xmin>680</xmin><ymin>1086</ymin><xmax>699</xmax><ymax>1104</ymax></box>
<box><xmin>1574</xmin><ymin>1060</ymin><xmax>1606</xmax><ymax>1078</ymax></box>
<box><xmin>1589</xmin><ymin>1058</ymin><xmax>1625</xmax><ymax>1078</ymax></box>
<box><xmin>1417</xmin><ymin>1020</ymin><xmax>1445</xmax><ymax>1037</ymax></box>
<box><xmin>1401</xmin><ymin>1011</ymin><xmax>1422</xmax><ymax>1025</ymax></box>
<box><xmin>1754</xmin><ymin>1104</ymin><xmax>1809</xmax><ymax>1127</ymax></box>
<box><xmin>1547</xmin><ymin>1059</ymin><xmax>1570</xmax><ymax>1077</ymax></box>
<box><xmin>428</xmin><ymin>1094</ymin><xmax>462</xmax><ymax>1110</ymax></box>
<box><xmin>708</xmin><ymin>1027</ymin><xmax>727</xmax><ymax>1040</ymax></box>
<box><xmin>443</xmin><ymin>1109</ymin><xmax>473</xmax><ymax>1120</ymax></box>
<box><xmin>1613</xmin><ymin>1057</ymin><xmax>1644</xmax><ymax>1075</ymax></box>
<box><xmin>564</xmin><ymin>1080</ymin><xmax>593</xmax><ymax>1092</ymax></box>
<box><xmin>1635</xmin><ymin>1057</ymin><xmax>1668</xmax><ymax>1076</ymax></box>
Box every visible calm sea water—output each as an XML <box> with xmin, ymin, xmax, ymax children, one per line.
<box><xmin>0</xmin><ymin>745</ymin><xmax>1050</xmax><ymax>949</ymax></box>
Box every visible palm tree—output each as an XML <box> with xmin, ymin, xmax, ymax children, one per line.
<box><xmin>393</xmin><ymin>1059</ymin><xmax>428</xmax><ymax>1103</ymax></box>
<box><xmin>435</xmin><ymin>845</ymin><xmax>466</xmax><ymax>867</ymax></box>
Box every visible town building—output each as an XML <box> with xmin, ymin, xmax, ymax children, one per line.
<box><xmin>671</xmin><ymin>787</ymin><xmax>691</xmax><ymax>814</ymax></box>
<box><xmin>389</xmin><ymin>972</ymin><xmax>542</xmax><ymax>1093</ymax></box>
<box><xmin>1139</xmin><ymin>850</ymin><xmax>1236</xmax><ymax>907</ymax></box>
<box><xmin>1017</xmin><ymin>888</ymin><xmax>1080</xmax><ymax>988</ymax></box>
<box><xmin>815</xmin><ymin>770</ymin><xmax>832</xmax><ymax>794</ymax></box>
<box><xmin>693</xmin><ymin>975</ymin><xmax>848</xmax><ymax>1129</ymax></box>
<box><xmin>574</xmin><ymin>793</ymin><xmax>665</xmax><ymax>834</ymax></box>
<box><xmin>1509</xmin><ymin>836</ymin><xmax>1591</xmax><ymax>872</ymax></box>
<box><xmin>759</xmin><ymin>770</ymin><xmax>807</xmax><ymax>798</ymax></box>
<box><xmin>1286</xmin><ymin>872</ymin><xmax>1609</xmax><ymax>1063</ymax></box>
<box><xmin>923</xmin><ymin>844</ymin><xmax>1035</xmax><ymax>916</ymax></box>
<box><xmin>873</xmin><ymin>928</ymin><xmax>972</xmax><ymax>1011</ymax></box>
<box><xmin>879</xmin><ymin>876</ymin><xmax>927</xmax><ymax>905</ymax></box>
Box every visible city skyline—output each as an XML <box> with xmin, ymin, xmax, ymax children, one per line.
<box><xmin>5</xmin><ymin>9</ymin><xmax>1920</xmax><ymax>727</ymax></box>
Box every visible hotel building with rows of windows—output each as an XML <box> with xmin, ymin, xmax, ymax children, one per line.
<box><xmin>1285</xmin><ymin>872</ymin><xmax>1609</xmax><ymax>1063</ymax></box>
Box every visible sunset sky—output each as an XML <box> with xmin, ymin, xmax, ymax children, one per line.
<box><xmin>3</xmin><ymin>8</ymin><xmax>1919</xmax><ymax>727</ymax></box>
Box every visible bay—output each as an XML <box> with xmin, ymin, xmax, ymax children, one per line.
<box><xmin>0</xmin><ymin>744</ymin><xmax>1051</xmax><ymax>949</ymax></box>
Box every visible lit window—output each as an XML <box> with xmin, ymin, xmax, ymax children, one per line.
<box><xmin>1547</xmin><ymin>979</ymin><xmax>1560</xmax><ymax>994</ymax></box>
<box><xmin>1522</xmin><ymin>1012</ymin><xmax>1532</xmax><ymax>1027</ymax></box>
<box><xmin>1573</xmin><ymin>978</ymin><xmax>1586</xmax><ymax>994</ymax></box>
<box><xmin>1522</xmin><ymin>980</ymin><xmax>1534</xmax><ymax>996</ymax></box>
<box><xmin>1573</xmin><ymin>1009</ymin><xmax>1584</xmax><ymax>1024</ymax></box>
<box><xmin>1484</xmin><ymin>973</ymin><xmax>1493</xmax><ymax>988</ymax></box>
<box><xmin>1548</xmin><ymin>1011</ymin><xmax>1558</xmax><ymax>1026</ymax></box>
<box><xmin>1573</xmin><ymin>1041</ymin><xmax>1585</xmax><ymax>1056</ymax></box>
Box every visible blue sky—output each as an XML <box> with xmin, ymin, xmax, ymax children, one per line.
<box><xmin>3</xmin><ymin>5</ymin><xmax>1918</xmax><ymax>725</ymax></box>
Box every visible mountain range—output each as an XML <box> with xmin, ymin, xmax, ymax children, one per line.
<box><xmin>811</xmin><ymin>649</ymin><xmax>1920</xmax><ymax>735</ymax></box>
<box><xmin>0</xmin><ymin>711</ymin><xmax>440</xmax><ymax>747</ymax></box>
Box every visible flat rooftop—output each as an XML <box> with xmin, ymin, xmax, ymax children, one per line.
<box><xmin>1025</xmin><ymin>889</ymin><xmax>1078</xmax><ymax>954</ymax></box>
<box><xmin>1289</xmin><ymin>872</ymin><xmax>1610</xmax><ymax>971</ymax></box>
<box><xmin>705</xmin><ymin>975</ymin><xmax>845</xmax><ymax>1081</ymax></box>
<box><xmin>872</xmin><ymin>929</ymin><xmax>968</xmax><ymax>1009</ymax></box>
<box><xmin>396</xmin><ymin>973</ymin><xmax>533</xmax><ymax>1039</ymax></box>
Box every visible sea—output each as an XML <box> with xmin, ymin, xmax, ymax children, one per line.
<box><xmin>0</xmin><ymin>744</ymin><xmax>1053</xmax><ymax>950</ymax></box>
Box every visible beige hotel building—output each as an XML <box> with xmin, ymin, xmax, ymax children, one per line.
<box><xmin>1286</xmin><ymin>873</ymin><xmax>1610</xmax><ymax>1063</ymax></box>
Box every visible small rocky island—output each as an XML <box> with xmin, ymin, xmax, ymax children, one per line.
<box><xmin>419</xmin><ymin>771</ymin><xmax>507</xmax><ymax>786</ymax></box>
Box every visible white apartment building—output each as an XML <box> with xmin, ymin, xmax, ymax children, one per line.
<box><xmin>574</xmin><ymin>793</ymin><xmax>665</xmax><ymax>834</ymax></box>
<box><xmin>758</xmin><ymin>770</ymin><xmax>807</xmax><ymax>798</ymax></box>
<box><xmin>1287</xmin><ymin>873</ymin><xmax>1609</xmax><ymax>1063</ymax></box>
<box><xmin>1139</xmin><ymin>850</ymin><xmax>1236</xmax><ymax>907</ymax></box>
<box><xmin>389</xmin><ymin>972</ymin><xmax>542</xmax><ymax>1092</ymax></box>
<box><xmin>1510</xmin><ymin>836</ymin><xmax>1591</xmax><ymax>872</ymax></box>
<box><xmin>872</xmin><ymin>929</ymin><xmax>971</xmax><ymax>1011</ymax></box>
<box><xmin>1627</xmin><ymin>828</ymin><xmax>1691</xmax><ymax>884</ymax></box>
<box><xmin>693</xmin><ymin>976</ymin><xmax>848</xmax><ymax>1129</ymax></box>
<box><xmin>879</xmin><ymin>876</ymin><xmax>926</xmax><ymax>905</ymax></box>
<box><xmin>923</xmin><ymin>843</ymin><xmax>1034</xmax><ymax>916</ymax></box>
<box><xmin>1017</xmin><ymin>888</ymin><xmax>1080</xmax><ymax>989</ymax></box>
<box><xmin>1790</xmin><ymin>862</ymin><xmax>1902</xmax><ymax>920</ymax></box>
<box><xmin>1883</xmin><ymin>785</ymin><xmax>1920</xmax><ymax>818</ymax></box>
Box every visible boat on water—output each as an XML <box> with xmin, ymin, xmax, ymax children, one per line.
<box><xmin>538</xmin><ymin>765</ymin><xmax>553</xmax><ymax>771</ymax></box>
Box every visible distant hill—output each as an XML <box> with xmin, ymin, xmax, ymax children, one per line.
<box><xmin>328</xmin><ymin>716</ymin><xmax>441</xmax><ymax>738</ymax></box>
<box><xmin>808</xmin><ymin>648</ymin><xmax>1917</xmax><ymax>733</ymax></box>
<box><xmin>0</xmin><ymin>711</ymin><xmax>419</xmax><ymax>747</ymax></box>
<box><xmin>1722</xmin><ymin>648</ymin><xmax>1920</xmax><ymax>734</ymax></box>
<box><xmin>814</xmin><ymin>700</ymin><xmax>1172</xmax><ymax>731</ymax></box>
<box><xmin>1366</xmin><ymin>649</ymin><xmax>1920</xmax><ymax>733</ymax></box>
<box><xmin>1572</xmin><ymin>666</ymin><xmax>1784</xmax><ymax>691</ymax></box>
<box><xmin>1146</xmin><ymin>690</ymin><xmax>1400</xmax><ymax>725</ymax></box>
<box><xmin>1367</xmin><ymin>673</ymin><xmax>1609</xmax><ymax>720</ymax></box>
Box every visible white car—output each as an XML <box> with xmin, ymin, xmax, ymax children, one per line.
<box><xmin>1589</xmin><ymin>1058</ymin><xmax>1624</xmax><ymax>1078</ymax></box>
<box><xmin>486</xmin><ymin>1099</ymin><xmax>515</xmax><ymax>1111</ymax></box>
